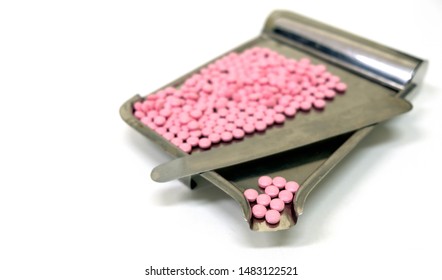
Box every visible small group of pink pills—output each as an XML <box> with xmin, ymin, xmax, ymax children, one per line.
<box><xmin>133</xmin><ymin>47</ymin><xmax>347</xmax><ymax>153</ymax></box>
<box><xmin>243</xmin><ymin>175</ymin><xmax>300</xmax><ymax>225</ymax></box>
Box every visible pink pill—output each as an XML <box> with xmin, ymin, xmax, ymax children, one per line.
<box><xmin>252</xmin><ymin>204</ymin><xmax>267</xmax><ymax>219</ymax></box>
<box><xmin>179</xmin><ymin>114</ymin><xmax>190</xmax><ymax>124</ymax></box>
<box><xmin>324</xmin><ymin>89</ymin><xmax>336</xmax><ymax>99</ymax></box>
<box><xmin>274</xmin><ymin>113</ymin><xmax>286</xmax><ymax>124</ymax></box>
<box><xmin>285</xmin><ymin>181</ymin><xmax>300</xmax><ymax>193</ymax></box>
<box><xmin>154</xmin><ymin>116</ymin><xmax>166</xmax><ymax>126</ymax></box>
<box><xmin>168</xmin><ymin>126</ymin><xmax>180</xmax><ymax>134</ymax></box>
<box><xmin>270</xmin><ymin>198</ymin><xmax>285</xmax><ymax>212</ymax></box>
<box><xmin>213</xmin><ymin>125</ymin><xmax>224</xmax><ymax>134</ymax></box>
<box><xmin>198</xmin><ymin>138</ymin><xmax>212</xmax><ymax>149</ymax></box>
<box><xmin>177</xmin><ymin>131</ymin><xmax>189</xmax><ymax>140</ymax></box>
<box><xmin>263</xmin><ymin>115</ymin><xmax>275</xmax><ymax>126</ymax></box>
<box><xmin>201</xmin><ymin>127</ymin><xmax>212</xmax><ymax>137</ymax></box>
<box><xmin>279</xmin><ymin>190</ymin><xmax>294</xmax><ymax>203</ymax></box>
<box><xmin>134</xmin><ymin>110</ymin><xmax>145</xmax><ymax>119</ymax></box>
<box><xmin>208</xmin><ymin>133</ymin><xmax>221</xmax><ymax>144</ymax></box>
<box><xmin>256</xmin><ymin>194</ymin><xmax>271</xmax><ymax>207</ymax></box>
<box><xmin>300</xmin><ymin>101</ymin><xmax>312</xmax><ymax>111</ymax></box>
<box><xmin>232</xmin><ymin>128</ymin><xmax>245</xmax><ymax>139</ymax></box>
<box><xmin>243</xmin><ymin>123</ymin><xmax>255</xmax><ymax>134</ymax></box>
<box><xmin>179</xmin><ymin>142</ymin><xmax>192</xmax><ymax>153</ymax></box>
<box><xmin>313</xmin><ymin>99</ymin><xmax>326</xmax><ymax>110</ymax></box>
<box><xmin>284</xmin><ymin>107</ymin><xmax>297</xmax><ymax>117</ymax></box>
<box><xmin>189</xmin><ymin>130</ymin><xmax>202</xmax><ymax>138</ymax></box>
<box><xmin>134</xmin><ymin>101</ymin><xmax>143</xmax><ymax>111</ymax></box>
<box><xmin>244</xmin><ymin>188</ymin><xmax>259</xmax><ymax>202</ymax></box>
<box><xmin>234</xmin><ymin>119</ymin><xmax>245</xmax><ymax>128</ymax></box>
<box><xmin>186</xmin><ymin>136</ymin><xmax>199</xmax><ymax>147</ymax></box>
<box><xmin>190</xmin><ymin>109</ymin><xmax>202</xmax><ymax>119</ymax></box>
<box><xmin>154</xmin><ymin>126</ymin><xmax>167</xmax><ymax>135</ymax></box>
<box><xmin>187</xmin><ymin>120</ymin><xmax>200</xmax><ymax>130</ymax></box>
<box><xmin>159</xmin><ymin>108</ymin><xmax>172</xmax><ymax>117</ymax></box>
<box><xmin>221</xmin><ymin>131</ymin><xmax>233</xmax><ymax>142</ymax></box>
<box><xmin>258</xmin><ymin>175</ymin><xmax>273</xmax><ymax>188</ymax></box>
<box><xmin>217</xmin><ymin>118</ymin><xmax>228</xmax><ymax>126</ymax></box>
<box><xmin>140</xmin><ymin>117</ymin><xmax>151</xmax><ymax>125</ymax></box>
<box><xmin>335</xmin><ymin>82</ymin><xmax>347</xmax><ymax>92</ymax></box>
<box><xmin>273</xmin><ymin>176</ymin><xmax>287</xmax><ymax>189</ymax></box>
<box><xmin>202</xmin><ymin>83</ymin><xmax>213</xmax><ymax>92</ymax></box>
<box><xmin>255</xmin><ymin>121</ymin><xmax>267</xmax><ymax>132</ymax></box>
<box><xmin>224</xmin><ymin>123</ymin><xmax>236</xmax><ymax>131</ymax></box>
<box><xmin>265</xmin><ymin>209</ymin><xmax>281</xmax><ymax>224</ymax></box>
<box><xmin>162</xmin><ymin>132</ymin><xmax>174</xmax><ymax>140</ymax></box>
<box><xmin>265</xmin><ymin>185</ymin><xmax>279</xmax><ymax>198</ymax></box>
<box><xmin>274</xmin><ymin>105</ymin><xmax>285</xmax><ymax>113</ymax></box>
<box><xmin>171</xmin><ymin>137</ymin><xmax>182</xmax><ymax>146</ymax></box>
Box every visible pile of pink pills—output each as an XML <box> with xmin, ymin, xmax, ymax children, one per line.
<box><xmin>133</xmin><ymin>47</ymin><xmax>347</xmax><ymax>153</ymax></box>
<box><xmin>243</xmin><ymin>175</ymin><xmax>300</xmax><ymax>225</ymax></box>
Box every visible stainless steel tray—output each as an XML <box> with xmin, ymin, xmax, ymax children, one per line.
<box><xmin>120</xmin><ymin>10</ymin><xmax>427</xmax><ymax>231</ymax></box>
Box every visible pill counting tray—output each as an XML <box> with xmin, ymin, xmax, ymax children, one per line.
<box><xmin>120</xmin><ymin>11</ymin><xmax>427</xmax><ymax>231</ymax></box>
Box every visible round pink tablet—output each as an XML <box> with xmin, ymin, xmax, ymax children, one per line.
<box><xmin>252</xmin><ymin>204</ymin><xmax>267</xmax><ymax>219</ymax></box>
<box><xmin>285</xmin><ymin>181</ymin><xmax>300</xmax><ymax>193</ymax></box>
<box><xmin>265</xmin><ymin>185</ymin><xmax>279</xmax><ymax>198</ymax></box>
<box><xmin>232</xmin><ymin>128</ymin><xmax>245</xmax><ymax>139</ymax></box>
<box><xmin>134</xmin><ymin>110</ymin><xmax>145</xmax><ymax>119</ymax></box>
<box><xmin>272</xmin><ymin>176</ymin><xmax>287</xmax><ymax>189</ymax></box>
<box><xmin>279</xmin><ymin>190</ymin><xmax>294</xmax><ymax>203</ymax></box>
<box><xmin>273</xmin><ymin>113</ymin><xmax>286</xmax><ymax>124</ymax></box>
<box><xmin>198</xmin><ymin>138</ymin><xmax>212</xmax><ymax>149</ymax></box>
<box><xmin>186</xmin><ymin>136</ymin><xmax>199</xmax><ymax>147</ymax></box>
<box><xmin>256</xmin><ymin>194</ymin><xmax>271</xmax><ymax>207</ymax></box>
<box><xmin>171</xmin><ymin>137</ymin><xmax>182</xmax><ymax>146</ymax></box>
<box><xmin>324</xmin><ymin>89</ymin><xmax>336</xmax><ymax>99</ymax></box>
<box><xmin>243</xmin><ymin>123</ymin><xmax>255</xmax><ymax>134</ymax></box>
<box><xmin>177</xmin><ymin>130</ymin><xmax>189</xmax><ymax>140</ymax></box>
<box><xmin>154</xmin><ymin>116</ymin><xmax>166</xmax><ymax>126</ymax></box>
<box><xmin>313</xmin><ymin>99</ymin><xmax>326</xmax><ymax>110</ymax></box>
<box><xmin>300</xmin><ymin>101</ymin><xmax>312</xmax><ymax>111</ymax></box>
<box><xmin>179</xmin><ymin>143</ymin><xmax>192</xmax><ymax>153</ymax></box>
<box><xmin>221</xmin><ymin>131</ymin><xmax>233</xmax><ymax>142</ymax></box>
<box><xmin>255</xmin><ymin>121</ymin><xmax>267</xmax><ymax>132</ymax></box>
<box><xmin>258</xmin><ymin>175</ymin><xmax>272</xmax><ymax>188</ymax></box>
<box><xmin>265</xmin><ymin>209</ymin><xmax>281</xmax><ymax>224</ymax></box>
<box><xmin>270</xmin><ymin>198</ymin><xmax>285</xmax><ymax>212</ymax></box>
<box><xmin>208</xmin><ymin>133</ymin><xmax>221</xmax><ymax>144</ymax></box>
<box><xmin>335</xmin><ymin>82</ymin><xmax>347</xmax><ymax>92</ymax></box>
<box><xmin>243</xmin><ymin>188</ymin><xmax>259</xmax><ymax>202</ymax></box>
<box><xmin>284</xmin><ymin>107</ymin><xmax>297</xmax><ymax>117</ymax></box>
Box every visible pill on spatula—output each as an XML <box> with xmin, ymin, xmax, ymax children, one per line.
<box><xmin>269</xmin><ymin>198</ymin><xmax>285</xmax><ymax>212</ymax></box>
<box><xmin>258</xmin><ymin>176</ymin><xmax>272</xmax><ymax>188</ymax></box>
<box><xmin>256</xmin><ymin>194</ymin><xmax>271</xmax><ymax>207</ymax></box>
<box><xmin>243</xmin><ymin>189</ymin><xmax>259</xmax><ymax>202</ymax></box>
<box><xmin>285</xmin><ymin>181</ymin><xmax>300</xmax><ymax>193</ymax></box>
<box><xmin>272</xmin><ymin>176</ymin><xmax>287</xmax><ymax>189</ymax></box>
<box><xmin>279</xmin><ymin>190</ymin><xmax>294</xmax><ymax>203</ymax></box>
<box><xmin>265</xmin><ymin>209</ymin><xmax>281</xmax><ymax>224</ymax></box>
<box><xmin>252</xmin><ymin>204</ymin><xmax>267</xmax><ymax>219</ymax></box>
<box><xmin>265</xmin><ymin>185</ymin><xmax>279</xmax><ymax>198</ymax></box>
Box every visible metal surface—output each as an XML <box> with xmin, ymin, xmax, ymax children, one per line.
<box><xmin>263</xmin><ymin>10</ymin><xmax>428</xmax><ymax>91</ymax></box>
<box><xmin>120</xmin><ymin>10</ymin><xmax>427</xmax><ymax>231</ymax></box>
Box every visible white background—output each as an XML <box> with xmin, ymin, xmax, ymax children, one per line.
<box><xmin>1</xmin><ymin>1</ymin><xmax>441</xmax><ymax>279</ymax></box>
